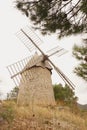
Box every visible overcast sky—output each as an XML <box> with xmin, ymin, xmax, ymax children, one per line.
<box><xmin>0</xmin><ymin>0</ymin><xmax>87</xmax><ymax>104</ymax></box>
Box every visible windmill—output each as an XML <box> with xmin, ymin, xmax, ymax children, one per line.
<box><xmin>7</xmin><ymin>26</ymin><xmax>75</xmax><ymax>107</ymax></box>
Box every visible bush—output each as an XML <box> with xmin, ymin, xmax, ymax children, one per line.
<box><xmin>7</xmin><ymin>86</ymin><xmax>19</xmax><ymax>100</ymax></box>
<box><xmin>53</xmin><ymin>84</ymin><xmax>78</xmax><ymax>107</ymax></box>
<box><xmin>0</xmin><ymin>103</ymin><xmax>14</xmax><ymax>123</ymax></box>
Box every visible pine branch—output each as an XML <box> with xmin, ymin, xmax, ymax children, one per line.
<box><xmin>16</xmin><ymin>0</ymin><xmax>40</xmax><ymax>5</ymax></box>
<box><xmin>67</xmin><ymin>0</ymin><xmax>81</xmax><ymax>15</ymax></box>
<box><xmin>68</xmin><ymin>7</ymin><xmax>81</xmax><ymax>21</ymax></box>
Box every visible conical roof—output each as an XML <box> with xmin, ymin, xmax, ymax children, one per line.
<box><xmin>24</xmin><ymin>53</ymin><xmax>52</xmax><ymax>72</ymax></box>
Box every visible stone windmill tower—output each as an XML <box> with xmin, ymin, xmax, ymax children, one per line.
<box><xmin>17</xmin><ymin>53</ymin><xmax>55</xmax><ymax>106</ymax></box>
<box><xmin>7</xmin><ymin>26</ymin><xmax>75</xmax><ymax>107</ymax></box>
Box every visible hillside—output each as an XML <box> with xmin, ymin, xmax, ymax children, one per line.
<box><xmin>0</xmin><ymin>100</ymin><xmax>87</xmax><ymax>130</ymax></box>
<box><xmin>78</xmin><ymin>103</ymin><xmax>87</xmax><ymax>110</ymax></box>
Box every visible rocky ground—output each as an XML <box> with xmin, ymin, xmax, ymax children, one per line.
<box><xmin>0</xmin><ymin>116</ymin><xmax>82</xmax><ymax>130</ymax></box>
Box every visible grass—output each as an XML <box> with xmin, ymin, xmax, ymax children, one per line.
<box><xmin>0</xmin><ymin>100</ymin><xmax>87</xmax><ymax>130</ymax></box>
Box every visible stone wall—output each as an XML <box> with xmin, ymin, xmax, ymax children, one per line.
<box><xmin>17</xmin><ymin>66</ymin><xmax>56</xmax><ymax>107</ymax></box>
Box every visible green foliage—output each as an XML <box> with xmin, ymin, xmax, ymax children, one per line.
<box><xmin>80</xmin><ymin>0</ymin><xmax>87</xmax><ymax>14</ymax></box>
<box><xmin>7</xmin><ymin>86</ymin><xmax>19</xmax><ymax>100</ymax></box>
<box><xmin>16</xmin><ymin>0</ymin><xmax>87</xmax><ymax>38</ymax></box>
<box><xmin>73</xmin><ymin>39</ymin><xmax>87</xmax><ymax>81</ymax></box>
<box><xmin>0</xmin><ymin>104</ymin><xmax>14</xmax><ymax>123</ymax></box>
<box><xmin>53</xmin><ymin>84</ymin><xmax>78</xmax><ymax>106</ymax></box>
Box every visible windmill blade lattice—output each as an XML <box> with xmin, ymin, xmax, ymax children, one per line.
<box><xmin>46</xmin><ymin>45</ymin><xmax>68</xmax><ymax>57</ymax></box>
<box><xmin>16</xmin><ymin>26</ymin><xmax>43</xmax><ymax>52</ymax></box>
<box><xmin>7</xmin><ymin>56</ymin><xmax>33</xmax><ymax>86</ymax></box>
<box><xmin>7</xmin><ymin>54</ymin><xmax>46</xmax><ymax>86</ymax></box>
<box><xmin>48</xmin><ymin>59</ymin><xmax>75</xmax><ymax>89</ymax></box>
<box><xmin>15</xmin><ymin>27</ymin><xmax>76</xmax><ymax>89</ymax></box>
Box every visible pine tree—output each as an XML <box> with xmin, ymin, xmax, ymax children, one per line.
<box><xmin>73</xmin><ymin>39</ymin><xmax>87</xmax><ymax>81</ymax></box>
<box><xmin>16</xmin><ymin>0</ymin><xmax>87</xmax><ymax>38</ymax></box>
